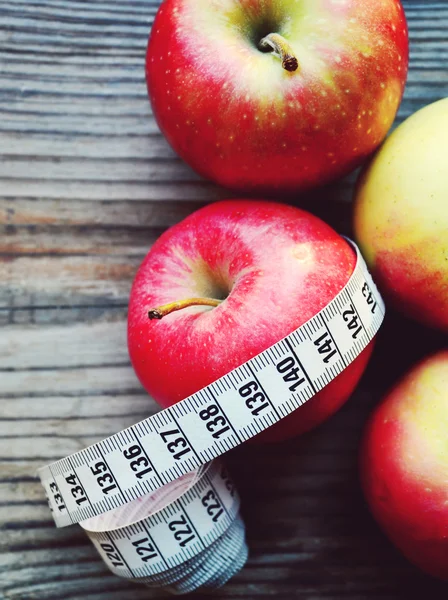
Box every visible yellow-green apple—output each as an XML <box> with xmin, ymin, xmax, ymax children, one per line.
<box><xmin>354</xmin><ymin>98</ymin><xmax>448</xmax><ymax>333</ymax></box>
<box><xmin>127</xmin><ymin>200</ymin><xmax>375</xmax><ymax>443</ymax></box>
<box><xmin>360</xmin><ymin>350</ymin><xmax>448</xmax><ymax>580</ymax></box>
<box><xmin>145</xmin><ymin>0</ymin><xmax>408</xmax><ymax>194</ymax></box>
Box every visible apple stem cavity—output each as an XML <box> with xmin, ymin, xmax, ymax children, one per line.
<box><xmin>259</xmin><ymin>33</ymin><xmax>299</xmax><ymax>72</ymax></box>
<box><xmin>148</xmin><ymin>297</ymin><xmax>223</xmax><ymax>320</ymax></box>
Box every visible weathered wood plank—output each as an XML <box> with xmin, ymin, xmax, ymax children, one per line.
<box><xmin>0</xmin><ymin>199</ymin><xmax>204</xmax><ymax>227</ymax></box>
<box><xmin>0</xmin><ymin>110</ymin><xmax>158</xmax><ymax>136</ymax></box>
<box><xmin>0</xmin><ymin>304</ymin><xmax>129</xmax><ymax>327</ymax></box>
<box><xmin>0</xmin><ymin>395</ymin><xmax>151</xmax><ymax>419</ymax></box>
<box><xmin>0</xmin><ymin>365</ymin><xmax>141</xmax><ymax>397</ymax></box>
<box><xmin>6</xmin><ymin>586</ymin><xmax>153</xmax><ymax>600</ymax></box>
<box><xmin>0</xmin><ymin>226</ymin><xmax>159</xmax><ymax>256</ymax></box>
<box><xmin>0</xmin><ymin>320</ymin><xmax>129</xmax><ymax>369</ymax></box>
<box><xmin>0</xmin><ymin>157</ymin><xmax>200</xmax><ymax>182</ymax></box>
<box><xmin>0</xmin><ymin>198</ymin><xmax>202</xmax><ymax>228</ymax></box>
<box><xmin>0</xmin><ymin>413</ymin><xmax>162</xmax><ymax>439</ymax></box>
<box><xmin>0</xmin><ymin>133</ymin><xmax>174</xmax><ymax>160</ymax></box>
<box><xmin>0</xmin><ymin>179</ymin><xmax>225</xmax><ymax>201</ymax></box>
<box><xmin>0</xmin><ymin>255</ymin><xmax>139</xmax><ymax>308</ymax></box>
<box><xmin>0</xmin><ymin>523</ymin><xmax>85</xmax><ymax>551</ymax></box>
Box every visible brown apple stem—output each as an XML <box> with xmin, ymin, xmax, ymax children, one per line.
<box><xmin>259</xmin><ymin>33</ymin><xmax>299</xmax><ymax>72</ymax></box>
<box><xmin>148</xmin><ymin>297</ymin><xmax>223</xmax><ymax>320</ymax></box>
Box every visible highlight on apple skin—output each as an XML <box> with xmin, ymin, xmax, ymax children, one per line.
<box><xmin>360</xmin><ymin>350</ymin><xmax>448</xmax><ymax>581</ymax></box>
<box><xmin>127</xmin><ymin>199</ymin><xmax>375</xmax><ymax>443</ymax></box>
<box><xmin>353</xmin><ymin>98</ymin><xmax>448</xmax><ymax>333</ymax></box>
<box><xmin>146</xmin><ymin>0</ymin><xmax>408</xmax><ymax>195</ymax></box>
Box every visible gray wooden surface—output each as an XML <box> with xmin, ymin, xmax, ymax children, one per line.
<box><xmin>0</xmin><ymin>1</ymin><xmax>447</xmax><ymax>598</ymax></box>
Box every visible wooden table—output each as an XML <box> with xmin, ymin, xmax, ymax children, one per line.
<box><xmin>0</xmin><ymin>1</ymin><xmax>447</xmax><ymax>598</ymax></box>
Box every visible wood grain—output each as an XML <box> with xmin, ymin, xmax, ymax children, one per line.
<box><xmin>1</xmin><ymin>1</ymin><xmax>447</xmax><ymax>599</ymax></box>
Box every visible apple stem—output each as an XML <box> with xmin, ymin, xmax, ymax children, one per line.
<box><xmin>259</xmin><ymin>33</ymin><xmax>299</xmax><ymax>72</ymax></box>
<box><xmin>148</xmin><ymin>297</ymin><xmax>223</xmax><ymax>320</ymax></box>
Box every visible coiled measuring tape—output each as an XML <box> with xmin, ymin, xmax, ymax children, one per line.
<box><xmin>38</xmin><ymin>240</ymin><xmax>385</xmax><ymax>594</ymax></box>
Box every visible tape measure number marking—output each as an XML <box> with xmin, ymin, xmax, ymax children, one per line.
<box><xmin>83</xmin><ymin>462</ymin><xmax>240</xmax><ymax>578</ymax></box>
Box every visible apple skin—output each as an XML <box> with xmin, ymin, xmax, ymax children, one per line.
<box><xmin>360</xmin><ymin>350</ymin><xmax>448</xmax><ymax>581</ymax></box>
<box><xmin>127</xmin><ymin>200</ymin><xmax>374</xmax><ymax>443</ymax></box>
<box><xmin>354</xmin><ymin>98</ymin><xmax>448</xmax><ymax>333</ymax></box>
<box><xmin>145</xmin><ymin>0</ymin><xmax>408</xmax><ymax>194</ymax></box>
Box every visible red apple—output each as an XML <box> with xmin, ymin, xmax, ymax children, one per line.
<box><xmin>354</xmin><ymin>98</ymin><xmax>448</xmax><ymax>333</ymax></box>
<box><xmin>127</xmin><ymin>200</ymin><xmax>374</xmax><ymax>442</ymax></box>
<box><xmin>360</xmin><ymin>350</ymin><xmax>448</xmax><ymax>580</ymax></box>
<box><xmin>145</xmin><ymin>0</ymin><xmax>408</xmax><ymax>194</ymax></box>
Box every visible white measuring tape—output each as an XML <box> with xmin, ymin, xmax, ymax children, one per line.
<box><xmin>38</xmin><ymin>240</ymin><xmax>385</xmax><ymax>594</ymax></box>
